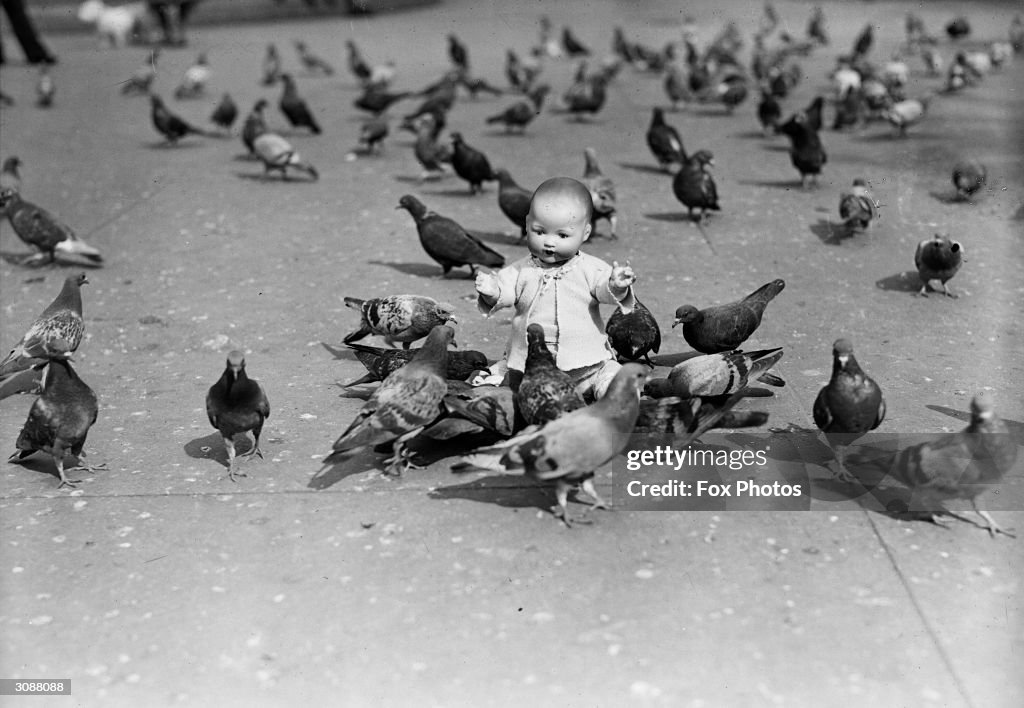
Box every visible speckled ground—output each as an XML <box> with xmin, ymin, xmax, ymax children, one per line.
<box><xmin>1</xmin><ymin>0</ymin><xmax>1022</xmax><ymax>705</ymax></box>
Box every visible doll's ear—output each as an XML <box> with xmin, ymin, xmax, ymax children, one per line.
<box><xmin>582</xmin><ymin>219</ymin><xmax>593</xmax><ymax>242</ymax></box>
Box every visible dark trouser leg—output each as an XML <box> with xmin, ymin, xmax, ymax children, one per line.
<box><xmin>1</xmin><ymin>0</ymin><xmax>55</xmax><ymax>63</ymax></box>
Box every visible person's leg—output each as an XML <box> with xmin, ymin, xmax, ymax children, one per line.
<box><xmin>0</xmin><ymin>0</ymin><xmax>56</xmax><ymax>64</ymax></box>
<box><xmin>575</xmin><ymin>359</ymin><xmax>622</xmax><ymax>402</ymax></box>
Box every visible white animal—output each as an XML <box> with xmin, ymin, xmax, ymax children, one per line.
<box><xmin>77</xmin><ymin>0</ymin><xmax>151</xmax><ymax>48</ymax></box>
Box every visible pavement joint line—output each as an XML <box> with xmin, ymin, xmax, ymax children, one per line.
<box><xmin>80</xmin><ymin>181</ymin><xmax>171</xmax><ymax>241</ymax></box>
<box><xmin>865</xmin><ymin>510</ymin><xmax>977</xmax><ymax>708</ymax></box>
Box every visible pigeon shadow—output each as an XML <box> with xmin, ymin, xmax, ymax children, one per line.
<box><xmin>854</xmin><ymin>130</ymin><xmax>943</xmax><ymax>142</ymax></box>
<box><xmin>232</xmin><ymin>153</ymin><xmax>259</xmax><ymax>162</ymax></box>
<box><xmin>875</xmin><ymin>271</ymin><xmax>922</xmax><ymax>293</ymax></box>
<box><xmin>736</xmin><ymin>178</ymin><xmax>802</xmax><ymax>190</ymax></box>
<box><xmin>928</xmin><ymin>190</ymin><xmax>970</xmax><ymax>205</ymax></box>
<box><xmin>365</xmin><ymin>259</ymin><xmax>452</xmax><ymax>278</ymax></box>
<box><xmin>926</xmin><ymin>404</ymin><xmax>1024</xmax><ymax>445</ymax></box>
<box><xmin>647</xmin><ymin>351</ymin><xmax>703</xmax><ymax>367</ymax></box>
<box><xmin>142</xmin><ymin>140</ymin><xmax>206</xmax><ymax>150</ymax></box>
<box><xmin>809</xmin><ymin>219</ymin><xmax>844</xmax><ymax>245</ymax></box>
<box><xmin>644</xmin><ymin>211</ymin><xmax>693</xmax><ymax>223</ymax></box>
<box><xmin>429</xmin><ymin>473</ymin><xmax>556</xmax><ymax>514</ymax></box>
<box><xmin>0</xmin><ymin>251</ymin><xmax>103</xmax><ymax>269</ymax></box>
<box><xmin>233</xmin><ymin>172</ymin><xmax>318</xmax><ymax>184</ymax></box>
<box><xmin>617</xmin><ymin>161</ymin><xmax>673</xmax><ymax>176</ymax></box>
<box><xmin>759</xmin><ymin>144</ymin><xmax>790</xmax><ymax>153</ymax></box>
<box><xmin>320</xmin><ymin>342</ymin><xmax>356</xmax><ymax>361</ymax></box>
<box><xmin>482</xmin><ymin>129</ymin><xmax>534</xmax><ymax>138</ymax></box>
<box><xmin>731</xmin><ymin>129</ymin><xmax>773</xmax><ymax>139</ymax></box>
<box><xmin>421</xmin><ymin>187</ymin><xmax>485</xmax><ymax>198</ymax></box>
<box><xmin>308</xmin><ymin>451</ymin><xmax>386</xmax><ymax>490</ymax></box>
<box><xmin>7</xmin><ymin>455</ymin><xmax>73</xmax><ymax>487</ymax></box>
<box><xmin>184</xmin><ymin>432</ymin><xmax>255</xmax><ymax>468</ymax></box>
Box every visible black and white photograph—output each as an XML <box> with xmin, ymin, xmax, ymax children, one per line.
<box><xmin>1</xmin><ymin>0</ymin><xmax>1022</xmax><ymax>705</ymax></box>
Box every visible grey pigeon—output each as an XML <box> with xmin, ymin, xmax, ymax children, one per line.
<box><xmin>9</xmin><ymin>357</ymin><xmax>101</xmax><ymax>489</ymax></box>
<box><xmin>672</xmin><ymin>149</ymin><xmax>720</xmax><ymax>222</ymax></box>
<box><xmin>150</xmin><ymin>94</ymin><xmax>211</xmax><ymax>144</ymax></box>
<box><xmin>397</xmin><ymin>194</ymin><xmax>505</xmax><ymax>277</ymax></box>
<box><xmin>485</xmin><ymin>84</ymin><xmax>549</xmax><ymax>133</ymax></box>
<box><xmin>343</xmin><ymin>341</ymin><xmax>487</xmax><ymax>387</ymax></box>
<box><xmin>645</xmin><ymin>348</ymin><xmax>785</xmax><ymax>398</ymax></box>
<box><xmin>294</xmin><ymin>40</ymin><xmax>335</xmax><ymax>76</ymax></box>
<box><xmin>252</xmin><ymin>133</ymin><xmax>319</xmax><ymax>181</ymax></box>
<box><xmin>915</xmin><ymin>234</ymin><xmax>964</xmax><ymax>298</ymax></box>
<box><xmin>279</xmin><ymin>74</ymin><xmax>322</xmax><ymax>134</ymax></box>
<box><xmin>343</xmin><ymin>294</ymin><xmax>457</xmax><ymax>349</ymax></box>
<box><xmin>493</xmin><ymin>168</ymin><xmax>533</xmax><ymax>237</ymax></box>
<box><xmin>0</xmin><ymin>273</ymin><xmax>88</xmax><ymax>381</ymax></box>
<box><xmin>581</xmin><ymin>148</ymin><xmax>618</xmax><ymax>238</ymax></box>
<box><xmin>0</xmin><ymin>189</ymin><xmax>103</xmax><ymax>266</ymax></box>
<box><xmin>673</xmin><ymin>279</ymin><xmax>785</xmax><ymax>354</ymax></box>
<box><xmin>241</xmin><ymin>99</ymin><xmax>269</xmax><ymax>155</ymax></box>
<box><xmin>952</xmin><ymin>160</ymin><xmax>986</xmax><ymax>200</ymax></box>
<box><xmin>606</xmin><ymin>298</ymin><xmax>660</xmax><ymax>367</ymax></box>
<box><xmin>838</xmin><ymin>178</ymin><xmax>878</xmax><ymax>232</ymax></box>
<box><xmin>326</xmin><ymin>325</ymin><xmax>455</xmax><ymax>476</ymax></box>
<box><xmin>206</xmin><ymin>351</ymin><xmax>271</xmax><ymax>482</ymax></box>
<box><xmin>0</xmin><ymin>156</ymin><xmax>22</xmax><ymax>193</ymax></box>
<box><xmin>450</xmin><ymin>132</ymin><xmax>495</xmax><ymax>194</ymax></box>
<box><xmin>646</xmin><ymin>107</ymin><xmax>686</xmax><ymax>172</ymax></box>
<box><xmin>813</xmin><ymin>339</ymin><xmax>886</xmax><ymax>482</ymax></box>
<box><xmin>515</xmin><ymin>323</ymin><xmax>585</xmax><ymax>426</ymax></box>
<box><xmin>210</xmin><ymin>92</ymin><xmax>238</xmax><ymax>131</ymax></box>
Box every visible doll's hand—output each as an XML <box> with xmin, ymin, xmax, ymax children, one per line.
<box><xmin>609</xmin><ymin>261</ymin><xmax>636</xmax><ymax>291</ymax></box>
<box><xmin>475</xmin><ymin>270</ymin><xmax>500</xmax><ymax>301</ymax></box>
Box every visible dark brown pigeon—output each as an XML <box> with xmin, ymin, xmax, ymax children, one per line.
<box><xmin>260</xmin><ymin>43</ymin><xmax>280</xmax><ymax>86</ymax></box>
<box><xmin>326</xmin><ymin>325</ymin><xmax>455</xmax><ymax>476</ymax></box>
<box><xmin>450</xmin><ymin>132</ymin><xmax>495</xmax><ymax>194</ymax></box>
<box><xmin>241</xmin><ymin>99</ymin><xmax>269</xmax><ymax>155</ymax></box>
<box><xmin>882</xmin><ymin>393</ymin><xmax>1016</xmax><ymax>537</ymax></box>
<box><xmin>448</xmin><ymin>33</ymin><xmax>470</xmax><ymax>71</ymax></box>
<box><xmin>210</xmin><ymin>92</ymin><xmax>238</xmax><ymax>131</ymax></box>
<box><xmin>397</xmin><ymin>194</ymin><xmax>505</xmax><ymax>277</ymax></box>
<box><xmin>0</xmin><ymin>273</ymin><xmax>88</xmax><ymax>381</ymax></box>
<box><xmin>581</xmin><ymin>148</ymin><xmax>618</xmax><ymax>238</ymax></box>
<box><xmin>952</xmin><ymin>160</ymin><xmax>986</xmax><ymax>200</ymax></box>
<box><xmin>646</xmin><ymin>107</ymin><xmax>686</xmax><ymax>172</ymax></box>
<box><xmin>1</xmin><ymin>155</ymin><xmax>22</xmax><ymax>193</ymax></box>
<box><xmin>343</xmin><ymin>342</ymin><xmax>487</xmax><ymax>387</ymax></box>
<box><xmin>672</xmin><ymin>150</ymin><xmax>720</xmax><ymax>222</ymax></box>
<box><xmin>561</xmin><ymin>26</ymin><xmax>591</xmax><ymax>57</ymax></box>
<box><xmin>777</xmin><ymin>112</ymin><xmax>827</xmax><ymax>188</ymax></box>
<box><xmin>635</xmin><ymin>394</ymin><xmax>769</xmax><ymax>439</ymax></box>
<box><xmin>354</xmin><ymin>86</ymin><xmax>411</xmax><ymax>115</ymax></box>
<box><xmin>813</xmin><ymin>339</ymin><xmax>886</xmax><ymax>482</ymax></box>
<box><xmin>343</xmin><ymin>294</ymin><xmax>456</xmax><ymax>349</ymax></box>
<box><xmin>345</xmin><ymin>40</ymin><xmax>372</xmax><ymax>84</ymax></box>
<box><xmin>150</xmin><ymin>94</ymin><xmax>210</xmax><ymax>144</ymax></box>
<box><xmin>562</xmin><ymin>71</ymin><xmax>609</xmax><ymax>121</ymax></box>
<box><xmin>206</xmin><ymin>351</ymin><xmax>271</xmax><ymax>482</ymax></box>
<box><xmin>606</xmin><ymin>299</ymin><xmax>661</xmax><ymax>367</ymax></box>
<box><xmin>0</xmin><ymin>189</ymin><xmax>103</xmax><ymax>266</ymax></box>
<box><xmin>757</xmin><ymin>91</ymin><xmax>782</xmax><ymax>135</ymax></box>
<box><xmin>279</xmin><ymin>74</ymin><xmax>321</xmax><ymax>134</ymax></box>
<box><xmin>946</xmin><ymin>17</ymin><xmax>971</xmax><ymax>40</ymax></box>
<box><xmin>485</xmin><ymin>84</ymin><xmax>549</xmax><ymax>133</ymax></box>
<box><xmin>645</xmin><ymin>348</ymin><xmax>785</xmax><ymax>398</ymax></box>
<box><xmin>493</xmin><ymin>168</ymin><xmax>533</xmax><ymax>238</ymax></box>
<box><xmin>357</xmin><ymin>115</ymin><xmax>389</xmax><ymax>154</ymax></box>
<box><xmin>9</xmin><ymin>357</ymin><xmax>101</xmax><ymax>489</ymax></box>
<box><xmin>915</xmin><ymin>234</ymin><xmax>964</xmax><ymax>298</ymax></box>
<box><xmin>673</xmin><ymin>279</ymin><xmax>785</xmax><ymax>354</ymax></box>
<box><xmin>515</xmin><ymin>323</ymin><xmax>585</xmax><ymax>427</ymax></box>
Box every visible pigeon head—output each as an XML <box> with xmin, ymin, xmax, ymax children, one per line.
<box><xmin>280</xmin><ymin>73</ymin><xmax>294</xmax><ymax>84</ymax></box>
<box><xmin>605</xmin><ymin>363</ymin><xmax>649</xmax><ymax>401</ymax></box>
<box><xmin>2</xmin><ymin>156</ymin><xmax>20</xmax><ymax>170</ymax></box>
<box><xmin>226</xmin><ymin>350</ymin><xmax>246</xmax><ymax>376</ymax></box>
<box><xmin>397</xmin><ymin>194</ymin><xmax>427</xmax><ymax>218</ymax></box>
<box><xmin>651</xmin><ymin>107</ymin><xmax>666</xmax><ymax>125</ymax></box>
<box><xmin>970</xmin><ymin>393</ymin><xmax>994</xmax><ymax>422</ymax></box>
<box><xmin>70</xmin><ymin>272</ymin><xmax>89</xmax><ymax>289</ymax></box>
<box><xmin>852</xmin><ymin>178</ymin><xmax>867</xmax><ymax>188</ymax></box>
<box><xmin>0</xmin><ymin>187</ymin><xmax>20</xmax><ymax>208</ymax></box>
<box><xmin>254</xmin><ymin>98</ymin><xmax>268</xmax><ymax>111</ymax></box>
<box><xmin>197</xmin><ymin>52</ymin><xmax>208</xmax><ymax>65</ymax></box>
<box><xmin>672</xmin><ymin>305</ymin><xmax>700</xmax><ymax>327</ymax></box>
<box><xmin>450</xmin><ymin>132</ymin><xmax>464</xmax><ymax>144</ymax></box>
<box><xmin>831</xmin><ymin>339</ymin><xmax>855</xmax><ymax>368</ymax></box>
<box><xmin>150</xmin><ymin>94</ymin><xmax>165</xmax><ymax>107</ymax></box>
<box><xmin>691</xmin><ymin>150</ymin><xmax>715</xmax><ymax>167</ymax></box>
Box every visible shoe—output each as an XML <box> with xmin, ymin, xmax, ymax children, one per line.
<box><xmin>28</xmin><ymin>54</ymin><xmax>58</xmax><ymax>65</ymax></box>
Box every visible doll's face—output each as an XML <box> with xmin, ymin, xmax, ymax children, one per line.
<box><xmin>525</xmin><ymin>193</ymin><xmax>592</xmax><ymax>265</ymax></box>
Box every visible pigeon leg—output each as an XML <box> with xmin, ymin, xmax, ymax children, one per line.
<box><xmin>607</xmin><ymin>214</ymin><xmax>618</xmax><ymax>239</ymax></box>
<box><xmin>383</xmin><ymin>431</ymin><xmax>424</xmax><ymax>476</ymax></box>
<box><xmin>915</xmin><ymin>282</ymin><xmax>930</xmax><ymax>297</ymax></box>
<box><xmin>973</xmin><ymin>503</ymin><xmax>1016</xmax><ymax>539</ymax></box>
<box><xmin>239</xmin><ymin>432</ymin><xmax>264</xmax><ymax>460</ymax></box>
<box><xmin>55</xmin><ymin>457</ymin><xmax>83</xmax><ymax>490</ymax></box>
<box><xmin>831</xmin><ymin>446</ymin><xmax>857</xmax><ymax>483</ymax></box>
<box><xmin>223</xmin><ymin>435</ymin><xmax>247</xmax><ymax>482</ymax></box>
<box><xmin>941</xmin><ymin>282</ymin><xmax>958</xmax><ymax>299</ymax></box>
<box><xmin>579</xmin><ymin>477</ymin><xmax>611</xmax><ymax>512</ymax></box>
<box><xmin>552</xmin><ymin>480</ymin><xmax>592</xmax><ymax>527</ymax></box>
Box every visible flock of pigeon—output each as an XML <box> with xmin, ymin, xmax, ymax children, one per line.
<box><xmin>0</xmin><ymin>5</ymin><xmax>1020</xmax><ymax>532</ymax></box>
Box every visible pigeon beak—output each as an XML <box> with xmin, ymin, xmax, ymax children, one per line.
<box><xmin>837</xmin><ymin>354</ymin><xmax>849</xmax><ymax>367</ymax></box>
<box><xmin>671</xmin><ymin>318</ymin><xmax>682</xmax><ymax>328</ymax></box>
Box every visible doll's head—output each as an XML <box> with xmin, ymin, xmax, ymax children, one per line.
<box><xmin>525</xmin><ymin>177</ymin><xmax>594</xmax><ymax>266</ymax></box>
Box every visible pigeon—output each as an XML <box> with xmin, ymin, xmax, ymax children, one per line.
<box><xmin>562</xmin><ymin>27</ymin><xmax>591</xmax><ymax>57</ymax></box>
<box><xmin>423</xmin><ymin>382</ymin><xmax>517</xmax><ymax>440</ymax></box>
<box><xmin>807</xmin><ymin>6</ymin><xmax>829</xmax><ymax>45</ymax></box>
<box><xmin>36</xmin><ymin>67</ymin><xmax>55</xmax><ymax>108</ymax></box>
<box><xmin>832</xmin><ymin>86</ymin><xmax>864</xmax><ymax>131</ymax></box>
<box><xmin>885</xmin><ymin>97</ymin><xmax>929</xmax><ymax>137</ymax></box>
<box><xmin>504</xmin><ymin>48</ymin><xmax>540</xmax><ymax>93</ymax></box>
<box><xmin>412</xmin><ymin>113</ymin><xmax>452</xmax><ymax>180</ymax></box>
<box><xmin>0</xmin><ymin>273</ymin><xmax>88</xmax><ymax>380</ymax></box>
<box><xmin>174</xmin><ymin>52</ymin><xmax>211</xmax><ymax>100</ymax></box>
<box><xmin>852</xmin><ymin>23</ymin><xmax>874</xmax><ymax>58</ymax></box>
<box><xmin>294</xmin><ymin>40</ymin><xmax>335</xmax><ymax>76</ymax></box>
<box><xmin>797</xmin><ymin>95</ymin><xmax>825</xmax><ymax>133</ymax></box>
<box><xmin>485</xmin><ymin>84</ymin><xmax>550</xmax><ymax>133</ymax></box>
<box><xmin>450</xmin><ymin>132</ymin><xmax>495</xmax><ymax>194</ymax></box>
<box><xmin>354</xmin><ymin>86</ymin><xmax>411</xmax><ymax>115</ymax></box>
<box><xmin>562</xmin><ymin>71</ymin><xmax>608</xmax><ymax>121</ymax></box>
<box><xmin>644</xmin><ymin>348</ymin><xmax>785</xmax><ymax>398</ymax></box>
<box><xmin>1011</xmin><ymin>15</ymin><xmax>1024</xmax><ymax>53</ymax></box>
<box><xmin>150</xmin><ymin>94</ymin><xmax>210</xmax><ymax>144</ymax></box>
<box><xmin>756</xmin><ymin>91</ymin><xmax>782</xmax><ymax>135</ymax></box>
<box><xmin>946</xmin><ymin>17</ymin><xmax>971</xmax><ymax>41</ymax></box>
<box><xmin>952</xmin><ymin>160</ymin><xmax>986</xmax><ymax>200</ymax></box>
<box><xmin>606</xmin><ymin>298</ymin><xmax>660</xmax><ymax>367</ymax></box>
<box><xmin>0</xmin><ymin>156</ymin><xmax>21</xmax><ymax>193</ymax></box>
<box><xmin>458</xmin><ymin>75</ymin><xmax>504</xmax><ymax>100</ymax></box>
<box><xmin>839</xmin><ymin>179</ymin><xmax>878</xmax><ymax>233</ymax></box>
<box><xmin>357</xmin><ymin>115</ymin><xmax>389</xmax><ymax>154</ymax></box>
<box><xmin>252</xmin><ymin>133</ymin><xmax>319</xmax><ymax>181</ymax></box>
<box><xmin>241</xmin><ymin>99</ymin><xmax>269</xmax><ymax>155</ymax></box>
<box><xmin>343</xmin><ymin>342</ymin><xmax>487</xmax><ymax>387</ymax></box>
<box><xmin>121</xmin><ymin>48</ymin><xmax>159</xmax><ymax>95</ymax></box>
<box><xmin>210</xmin><ymin>92</ymin><xmax>238</xmax><ymax>131</ymax></box>
<box><xmin>405</xmin><ymin>73</ymin><xmax>459</xmax><ymax>122</ymax></box>
<box><xmin>636</xmin><ymin>394</ymin><xmax>770</xmax><ymax>440</ymax></box>
<box><xmin>396</xmin><ymin>194</ymin><xmax>505</xmax><ymax>277</ymax></box>
<box><xmin>8</xmin><ymin>357</ymin><xmax>101</xmax><ymax>490</ymax></box>
<box><xmin>915</xmin><ymin>234</ymin><xmax>964</xmax><ymax>298</ymax></box>
<box><xmin>326</xmin><ymin>325</ymin><xmax>455</xmax><ymax>476</ymax></box>
<box><xmin>367</xmin><ymin>61</ymin><xmax>397</xmax><ymax>90</ymax></box>
<box><xmin>672</xmin><ymin>279</ymin><xmax>786</xmax><ymax>354</ymax></box>
<box><xmin>454</xmin><ymin>364</ymin><xmax>649</xmax><ymax>527</ymax></box>
<box><xmin>345</xmin><ymin>40</ymin><xmax>372</xmax><ymax>84</ymax></box>
<box><xmin>672</xmin><ymin>149</ymin><xmax>720</xmax><ymax>222</ymax></box>
<box><xmin>922</xmin><ymin>47</ymin><xmax>944</xmax><ymax>77</ymax></box>
<box><xmin>881</xmin><ymin>393</ymin><xmax>1017</xmax><ymax>537</ymax></box>
<box><xmin>343</xmin><ymin>294</ymin><xmax>457</xmax><ymax>349</ymax></box>
<box><xmin>777</xmin><ymin>112</ymin><xmax>827</xmax><ymax>188</ymax></box>
<box><xmin>813</xmin><ymin>339</ymin><xmax>886</xmax><ymax>482</ymax></box>
<box><xmin>515</xmin><ymin>323</ymin><xmax>586</xmax><ymax>427</ymax></box>
<box><xmin>581</xmin><ymin>148</ymin><xmax>618</xmax><ymax>238</ymax></box>
<box><xmin>448</xmin><ymin>33</ymin><xmax>470</xmax><ymax>71</ymax></box>
<box><xmin>0</xmin><ymin>189</ymin><xmax>103</xmax><ymax>266</ymax></box>
<box><xmin>278</xmin><ymin>74</ymin><xmax>321</xmax><ymax>134</ymax></box>
<box><xmin>206</xmin><ymin>351</ymin><xmax>271</xmax><ymax>482</ymax></box>
<box><xmin>646</xmin><ymin>107</ymin><xmax>686</xmax><ymax>172</ymax></box>
<box><xmin>493</xmin><ymin>168</ymin><xmax>533</xmax><ymax>237</ymax></box>
<box><xmin>715</xmin><ymin>74</ymin><xmax>749</xmax><ymax>113</ymax></box>
<box><xmin>260</xmin><ymin>43</ymin><xmax>281</xmax><ymax>86</ymax></box>
<box><xmin>663</xmin><ymin>63</ymin><xmax>692</xmax><ymax>110</ymax></box>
